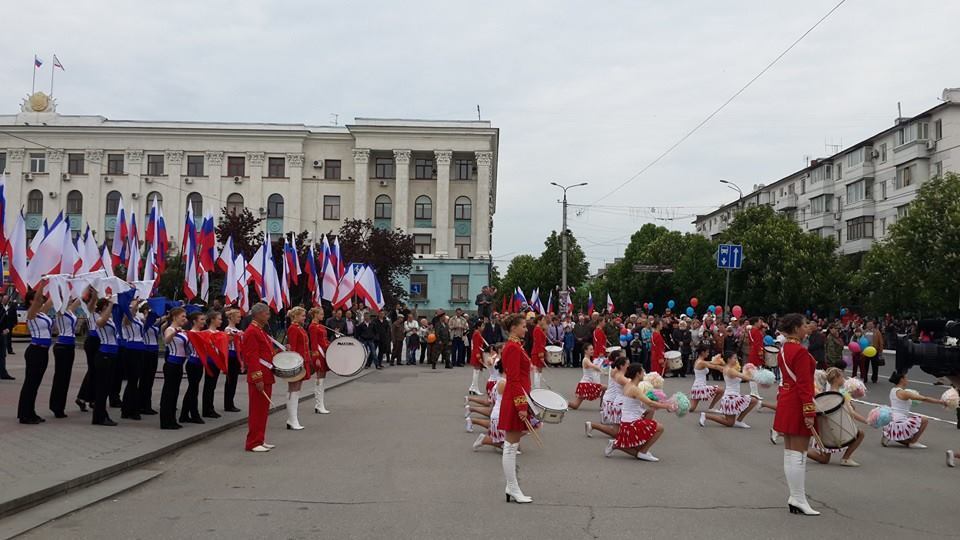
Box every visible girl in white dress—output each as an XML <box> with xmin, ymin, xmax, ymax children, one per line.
<box><xmin>699</xmin><ymin>350</ymin><xmax>759</xmax><ymax>429</ymax></box>
<box><xmin>568</xmin><ymin>344</ymin><xmax>606</xmax><ymax>410</ymax></box>
<box><xmin>689</xmin><ymin>343</ymin><xmax>724</xmax><ymax>413</ymax></box>
<box><xmin>472</xmin><ymin>361</ymin><xmax>507</xmax><ymax>451</ymax></box>
<box><xmin>605</xmin><ymin>363</ymin><xmax>672</xmax><ymax>461</ymax></box>
<box><xmin>881</xmin><ymin>372</ymin><xmax>945</xmax><ymax>448</ymax></box>
<box><xmin>585</xmin><ymin>353</ymin><xmax>628</xmax><ymax>439</ymax></box>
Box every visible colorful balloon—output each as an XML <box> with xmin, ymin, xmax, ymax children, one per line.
<box><xmin>840</xmin><ymin>308</ymin><xmax>848</xmax><ymax>316</ymax></box>
<box><xmin>690</xmin><ymin>297</ymin><xmax>699</xmax><ymax>308</ymax></box>
<box><xmin>686</xmin><ymin>307</ymin><xmax>695</xmax><ymax>317</ymax></box>
<box><xmin>708</xmin><ymin>305</ymin><xmax>716</xmax><ymax>313</ymax></box>
<box><xmin>858</xmin><ymin>337</ymin><xmax>870</xmax><ymax>349</ymax></box>
<box><xmin>848</xmin><ymin>341</ymin><xmax>861</xmax><ymax>354</ymax></box>
<box><xmin>863</xmin><ymin>346</ymin><xmax>877</xmax><ymax>358</ymax></box>
<box><xmin>763</xmin><ymin>335</ymin><xmax>774</xmax><ymax>346</ymax></box>
<box><xmin>620</xmin><ymin>327</ymin><xmax>629</xmax><ymax>335</ymax></box>
<box><xmin>715</xmin><ymin>306</ymin><xmax>723</xmax><ymax>315</ymax></box>
<box><xmin>731</xmin><ymin>305</ymin><xmax>743</xmax><ymax>318</ymax></box>
<box><xmin>667</xmin><ymin>300</ymin><xmax>676</xmax><ymax>309</ymax></box>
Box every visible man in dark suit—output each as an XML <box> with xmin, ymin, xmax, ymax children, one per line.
<box><xmin>0</xmin><ymin>294</ymin><xmax>14</xmax><ymax>379</ymax></box>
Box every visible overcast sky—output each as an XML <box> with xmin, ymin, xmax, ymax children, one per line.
<box><xmin>3</xmin><ymin>0</ymin><xmax>958</xmax><ymax>273</ymax></box>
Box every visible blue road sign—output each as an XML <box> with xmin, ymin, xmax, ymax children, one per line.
<box><xmin>716</xmin><ymin>244</ymin><xmax>743</xmax><ymax>270</ymax></box>
<box><xmin>410</xmin><ymin>283</ymin><xmax>422</xmax><ymax>295</ymax></box>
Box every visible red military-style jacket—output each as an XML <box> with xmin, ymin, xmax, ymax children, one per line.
<box><xmin>242</xmin><ymin>322</ymin><xmax>276</xmax><ymax>386</ymax></box>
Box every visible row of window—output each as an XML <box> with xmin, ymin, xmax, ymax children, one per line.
<box><xmin>375</xmin><ymin>158</ymin><xmax>476</xmax><ymax>180</ymax></box>
<box><xmin>409</xmin><ymin>274</ymin><xmax>472</xmax><ymax>302</ymax></box>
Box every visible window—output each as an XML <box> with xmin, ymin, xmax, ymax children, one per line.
<box><xmin>107</xmin><ymin>153</ymin><xmax>124</xmax><ymax>174</ymax></box>
<box><xmin>323</xmin><ymin>196</ymin><xmax>340</xmax><ymax>220</ymax></box>
<box><xmin>146</xmin><ymin>191</ymin><xmax>163</xmax><ymax>209</ymax></box>
<box><xmin>880</xmin><ymin>181</ymin><xmax>887</xmax><ymax>200</ymax></box>
<box><xmin>0</xmin><ymin>152</ymin><xmax>6</xmax><ymax>173</ymax></box>
<box><xmin>66</xmin><ymin>190</ymin><xmax>83</xmax><ymax>214</ymax></box>
<box><xmin>454</xmin><ymin>196</ymin><xmax>472</xmax><ymax>220</ymax></box>
<box><xmin>186</xmin><ymin>192</ymin><xmax>203</xmax><ymax>216</ymax></box>
<box><xmin>267</xmin><ymin>157</ymin><xmax>285</xmax><ymax>178</ymax></box>
<box><xmin>454</xmin><ymin>159</ymin><xmax>472</xmax><ymax>180</ymax></box>
<box><xmin>105</xmin><ymin>190</ymin><xmax>122</xmax><ymax>214</ymax></box>
<box><xmin>845</xmin><ymin>148</ymin><xmax>864</xmax><ymax>168</ymax></box>
<box><xmin>414</xmin><ymin>234</ymin><xmax>432</xmax><ymax>254</ymax></box>
<box><xmin>811</xmin><ymin>165</ymin><xmax>831</xmax><ymax>183</ymax></box>
<box><xmin>30</xmin><ymin>152</ymin><xmax>46</xmax><ymax>173</ymax></box>
<box><xmin>800</xmin><ymin>178</ymin><xmax>806</xmax><ymax>195</ymax></box>
<box><xmin>455</xmin><ymin>236</ymin><xmax>471</xmax><ymax>258</ymax></box>
<box><xmin>935</xmin><ymin>119</ymin><xmax>943</xmax><ymax>141</ymax></box>
<box><xmin>68</xmin><ymin>153</ymin><xmax>85</xmax><ymax>174</ymax></box>
<box><xmin>414</xmin><ymin>159</ymin><xmax>434</xmax><ymax>179</ymax></box>
<box><xmin>879</xmin><ymin>217</ymin><xmax>887</xmax><ymax>237</ymax></box>
<box><xmin>414</xmin><ymin>195</ymin><xmax>432</xmax><ymax>220</ymax></box>
<box><xmin>374</xmin><ymin>195</ymin><xmax>392</xmax><ymax>219</ymax></box>
<box><xmin>146</xmin><ymin>154</ymin><xmax>164</xmax><ymax>176</ymax></box>
<box><xmin>227</xmin><ymin>156</ymin><xmax>245</xmax><ymax>177</ymax></box>
<box><xmin>879</xmin><ymin>143</ymin><xmax>887</xmax><ymax>163</ymax></box>
<box><xmin>375</xmin><ymin>157</ymin><xmax>394</xmax><ymax>179</ymax></box>
<box><xmin>267</xmin><ymin>194</ymin><xmax>284</xmax><ymax>218</ymax></box>
<box><xmin>896</xmin><ymin>166</ymin><xmax>913</xmax><ymax>189</ymax></box>
<box><xmin>226</xmin><ymin>193</ymin><xmax>244</xmax><ymax>215</ymax></box>
<box><xmin>835</xmin><ymin>163</ymin><xmax>842</xmax><ymax>180</ymax></box>
<box><xmin>897</xmin><ymin>204</ymin><xmax>910</xmax><ymax>219</ymax></box>
<box><xmin>918</xmin><ymin>122</ymin><xmax>929</xmax><ymax>140</ymax></box>
<box><xmin>846</xmin><ymin>216</ymin><xmax>874</xmax><ymax>241</ymax></box>
<box><xmin>845</xmin><ymin>179</ymin><xmax>873</xmax><ymax>205</ymax></box>
<box><xmin>451</xmin><ymin>275</ymin><xmax>469</xmax><ymax>301</ymax></box>
<box><xmin>27</xmin><ymin>189</ymin><xmax>43</xmax><ymax>214</ymax></box>
<box><xmin>934</xmin><ymin>161</ymin><xmax>943</xmax><ymax>178</ymax></box>
<box><xmin>409</xmin><ymin>274</ymin><xmax>428</xmax><ymax>301</ymax></box>
<box><xmin>325</xmin><ymin>159</ymin><xmax>341</xmax><ymax>180</ymax></box>
<box><xmin>810</xmin><ymin>194</ymin><xmax>832</xmax><ymax>214</ymax></box>
<box><xmin>187</xmin><ymin>155</ymin><xmax>204</xmax><ymax>176</ymax></box>
<box><xmin>897</xmin><ymin>125</ymin><xmax>918</xmax><ymax>146</ymax></box>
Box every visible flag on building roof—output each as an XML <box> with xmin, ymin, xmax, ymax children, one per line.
<box><xmin>52</xmin><ymin>54</ymin><xmax>64</xmax><ymax>70</ymax></box>
<box><xmin>34</xmin><ymin>55</ymin><xmax>42</xmax><ymax>68</ymax></box>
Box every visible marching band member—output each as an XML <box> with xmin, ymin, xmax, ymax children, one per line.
<box><xmin>882</xmin><ymin>372</ymin><xmax>945</xmax><ymax>449</ymax></box>
<box><xmin>285</xmin><ymin>307</ymin><xmax>310</xmax><ymax>431</ymax></box>
<box><xmin>747</xmin><ymin>317</ymin><xmax>765</xmax><ymax>367</ymax></box>
<box><xmin>50</xmin><ymin>299</ymin><xmax>80</xmax><ymax>418</ymax></box>
<box><xmin>807</xmin><ymin>368</ymin><xmax>865</xmax><ymax>467</ymax></box>
<box><xmin>467</xmin><ymin>320</ymin><xmax>487</xmax><ymax>396</ymax></box>
<box><xmin>179</xmin><ymin>312</ymin><xmax>206</xmax><ymax>425</ymax></box>
<box><xmin>771</xmin><ymin>313</ymin><xmax>819</xmax><ymax>516</ymax></box>
<box><xmin>75</xmin><ymin>292</ymin><xmax>100</xmax><ymax>413</ymax></box>
<box><xmin>531</xmin><ymin>315</ymin><xmax>547</xmax><ymax>389</ymax></box>
<box><xmin>222</xmin><ymin>308</ymin><xmax>243</xmax><ymax>413</ymax></box>
<box><xmin>498</xmin><ymin>313</ymin><xmax>534</xmax><ymax>504</ymax></box>
<box><xmin>120</xmin><ymin>299</ymin><xmax>145</xmax><ymax>421</ymax></box>
<box><xmin>473</xmin><ymin>360</ymin><xmax>506</xmax><ymax>451</ymax></box>
<box><xmin>138</xmin><ymin>303</ymin><xmax>161</xmax><ymax>416</ymax></box>
<box><xmin>699</xmin><ymin>350</ymin><xmax>759</xmax><ymax>429</ymax></box>
<box><xmin>585</xmin><ymin>354</ymin><xmax>628</xmax><ymax>439</ymax></box>
<box><xmin>650</xmin><ymin>319</ymin><xmax>666</xmax><ymax>376</ymax></box>
<box><xmin>160</xmin><ymin>308</ymin><xmax>188</xmax><ymax>430</ymax></box>
<box><xmin>18</xmin><ymin>287</ymin><xmax>54</xmax><ymax>424</ymax></box>
<box><xmin>242</xmin><ymin>303</ymin><xmax>277</xmax><ymax>452</ymax></box>
<box><xmin>308</xmin><ymin>307</ymin><xmax>331</xmax><ymax>414</ymax></box>
<box><xmin>605</xmin><ymin>363</ymin><xmax>670</xmax><ymax>461</ymax></box>
<box><xmin>689</xmin><ymin>343</ymin><xmax>724</xmax><ymax>413</ymax></box>
<box><xmin>91</xmin><ymin>296</ymin><xmax>118</xmax><ymax>427</ymax></box>
<box><xmin>567</xmin><ymin>343</ymin><xmax>605</xmax><ymax>410</ymax></box>
<box><xmin>592</xmin><ymin>315</ymin><xmax>607</xmax><ymax>360</ymax></box>
<box><xmin>201</xmin><ymin>310</ymin><xmax>224</xmax><ymax>419</ymax></box>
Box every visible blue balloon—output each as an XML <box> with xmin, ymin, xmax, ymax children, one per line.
<box><xmin>858</xmin><ymin>336</ymin><xmax>870</xmax><ymax>349</ymax></box>
<box><xmin>648</xmin><ymin>302</ymin><xmax>654</xmax><ymax>310</ymax></box>
<box><xmin>667</xmin><ymin>300</ymin><xmax>676</xmax><ymax>309</ymax></box>
<box><xmin>805</xmin><ymin>309</ymin><xmax>812</xmax><ymax>316</ymax></box>
<box><xmin>686</xmin><ymin>307</ymin><xmax>695</xmax><ymax>317</ymax></box>
<box><xmin>626</xmin><ymin>332</ymin><xmax>634</xmax><ymax>341</ymax></box>
<box><xmin>840</xmin><ymin>308</ymin><xmax>848</xmax><ymax>316</ymax></box>
<box><xmin>708</xmin><ymin>305</ymin><xmax>716</xmax><ymax>313</ymax></box>
<box><xmin>764</xmin><ymin>335</ymin><xmax>775</xmax><ymax>346</ymax></box>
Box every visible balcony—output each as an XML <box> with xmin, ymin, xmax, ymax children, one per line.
<box><xmin>805</xmin><ymin>212</ymin><xmax>835</xmax><ymax>231</ymax></box>
<box><xmin>775</xmin><ymin>193</ymin><xmax>798</xmax><ymax>211</ymax></box>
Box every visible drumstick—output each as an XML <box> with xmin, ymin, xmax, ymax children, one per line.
<box><xmin>809</xmin><ymin>424</ymin><xmax>825</xmax><ymax>449</ymax></box>
<box><xmin>261</xmin><ymin>389</ymin><xmax>274</xmax><ymax>407</ymax></box>
<box><xmin>523</xmin><ymin>417</ymin><xmax>544</xmax><ymax>448</ymax></box>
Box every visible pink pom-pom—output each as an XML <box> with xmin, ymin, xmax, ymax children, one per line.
<box><xmin>652</xmin><ymin>389</ymin><xmax>668</xmax><ymax>402</ymax></box>
<box><xmin>742</xmin><ymin>363</ymin><xmax>758</xmax><ymax>376</ymax></box>
<box><xmin>842</xmin><ymin>378</ymin><xmax>867</xmax><ymax>399</ymax></box>
<box><xmin>941</xmin><ymin>388</ymin><xmax>959</xmax><ymax>409</ymax></box>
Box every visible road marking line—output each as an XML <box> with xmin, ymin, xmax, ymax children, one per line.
<box><xmin>851</xmin><ymin>398</ymin><xmax>957</xmax><ymax>426</ymax></box>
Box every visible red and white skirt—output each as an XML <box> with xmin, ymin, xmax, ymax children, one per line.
<box><xmin>488</xmin><ymin>422</ymin><xmax>505</xmax><ymax>444</ymax></box>
<box><xmin>576</xmin><ymin>382</ymin><xmax>604</xmax><ymax>401</ymax></box>
<box><xmin>719</xmin><ymin>394</ymin><xmax>751</xmax><ymax>416</ymax></box>
<box><xmin>601</xmin><ymin>398</ymin><xmax>622</xmax><ymax>425</ymax></box>
<box><xmin>883</xmin><ymin>415</ymin><xmax>922</xmax><ymax>442</ymax></box>
<box><xmin>486</xmin><ymin>380</ymin><xmax>497</xmax><ymax>400</ymax></box>
<box><xmin>690</xmin><ymin>383</ymin><xmax>719</xmax><ymax>401</ymax></box>
<box><xmin>614</xmin><ymin>418</ymin><xmax>658</xmax><ymax>449</ymax></box>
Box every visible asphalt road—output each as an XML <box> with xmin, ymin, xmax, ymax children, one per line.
<box><xmin>21</xmin><ymin>363</ymin><xmax>960</xmax><ymax>540</ymax></box>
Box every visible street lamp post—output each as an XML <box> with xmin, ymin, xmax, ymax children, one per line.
<box><xmin>550</xmin><ymin>181</ymin><xmax>588</xmax><ymax>313</ymax></box>
<box><xmin>718</xmin><ymin>179</ymin><xmax>744</xmax><ymax>322</ymax></box>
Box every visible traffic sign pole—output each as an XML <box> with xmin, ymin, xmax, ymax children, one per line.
<box><xmin>724</xmin><ymin>268</ymin><xmax>730</xmax><ymax>322</ymax></box>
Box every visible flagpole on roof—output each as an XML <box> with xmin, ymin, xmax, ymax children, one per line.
<box><xmin>50</xmin><ymin>56</ymin><xmax>54</xmax><ymax>96</ymax></box>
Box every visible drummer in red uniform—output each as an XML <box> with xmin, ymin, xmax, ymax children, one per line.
<box><xmin>650</xmin><ymin>319</ymin><xmax>666</xmax><ymax>375</ymax></box>
<box><xmin>468</xmin><ymin>320</ymin><xmax>487</xmax><ymax>396</ymax></box>
<box><xmin>285</xmin><ymin>307</ymin><xmax>309</xmax><ymax>431</ymax></box>
<box><xmin>241</xmin><ymin>303</ymin><xmax>277</xmax><ymax>452</ymax></box>
<box><xmin>308</xmin><ymin>307</ymin><xmax>331</xmax><ymax>414</ymax></box>
<box><xmin>748</xmin><ymin>317</ymin><xmax>766</xmax><ymax>367</ymax></box>
<box><xmin>498</xmin><ymin>314</ymin><xmax>534</xmax><ymax>504</ymax></box>
<box><xmin>772</xmin><ymin>313</ymin><xmax>819</xmax><ymax>516</ymax></box>
<box><xmin>592</xmin><ymin>315</ymin><xmax>607</xmax><ymax>359</ymax></box>
<box><xmin>531</xmin><ymin>316</ymin><xmax>547</xmax><ymax>389</ymax></box>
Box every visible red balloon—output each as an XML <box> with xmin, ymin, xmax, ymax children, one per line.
<box><xmin>715</xmin><ymin>305</ymin><xmax>723</xmax><ymax>315</ymax></box>
<box><xmin>620</xmin><ymin>327</ymin><xmax>628</xmax><ymax>335</ymax></box>
<box><xmin>732</xmin><ymin>305</ymin><xmax>743</xmax><ymax>318</ymax></box>
<box><xmin>690</xmin><ymin>297</ymin><xmax>699</xmax><ymax>308</ymax></box>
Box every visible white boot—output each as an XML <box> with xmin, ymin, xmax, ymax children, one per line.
<box><xmin>468</xmin><ymin>370</ymin><xmax>481</xmax><ymax>395</ymax></box>
<box><xmin>502</xmin><ymin>442</ymin><xmax>532</xmax><ymax>503</ymax></box>
<box><xmin>749</xmin><ymin>380</ymin><xmax>760</xmax><ymax>398</ymax></box>
<box><xmin>784</xmin><ymin>450</ymin><xmax>819</xmax><ymax>515</ymax></box>
<box><xmin>286</xmin><ymin>391</ymin><xmax>304</xmax><ymax>430</ymax></box>
<box><xmin>533</xmin><ymin>372</ymin><xmax>542</xmax><ymax>389</ymax></box>
<box><xmin>314</xmin><ymin>378</ymin><xmax>330</xmax><ymax>414</ymax></box>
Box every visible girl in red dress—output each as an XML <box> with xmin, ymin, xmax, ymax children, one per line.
<box><xmin>468</xmin><ymin>320</ymin><xmax>487</xmax><ymax>396</ymax></box>
<box><xmin>772</xmin><ymin>313</ymin><xmax>819</xmax><ymax>516</ymax></box>
<box><xmin>308</xmin><ymin>307</ymin><xmax>330</xmax><ymax>414</ymax></box>
<box><xmin>285</xmin><ymin>307</ymin><xmax>310</xmax><ymax>431</ymax></box>
<box><xmin>592</xmin><ymin>316</ymin><xmax>607</xmax><ymax>359</ymax></box>
<box><xmin>497</xmin><ymin>314</ymin><xmax>534</xmax><ymax>504</ymax></box>
<box><xmin>650</xmin><ymin>319</ymin><xmax>666</xmax><ymax>375</ymax></box>
<box><xmin>531</xmin><ymin>316</ymin><xmax>547</xmax><ymax>389</ymax></box>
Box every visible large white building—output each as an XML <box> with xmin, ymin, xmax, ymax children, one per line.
<box><xmin>695</xmin><ymin>88</ymin><xmax>960</xmax><ymax>254</ymax></box>
<box><xmin>0</xmin><ymin>93</ymin><xmax>499</xmax><ymax>311</ymax></box>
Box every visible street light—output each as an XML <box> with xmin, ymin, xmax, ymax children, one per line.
<box><xmin>717</xmin><ymin>179</ymin><xmax>744</xmax><ymax>324</ymax></box>
<box><xmin>719</xmin><ymin>179</ymin><xmax>744</xmax><ymax>206</ymax></box>
<box><xmin>550</xmin><ymin>182</ymin><xmax>588</xmax><ymax>303</ymax></box>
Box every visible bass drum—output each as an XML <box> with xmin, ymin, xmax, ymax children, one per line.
<box><xmin>326</xmin><ymin>336</ymin><xmax>367</xmax><ymax>377</ymax></box>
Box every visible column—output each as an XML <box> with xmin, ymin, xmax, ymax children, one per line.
<box><xmin>204</xmin><ymin>151</ymin><xmax>224</xmax><ymax>224</ymax></box>
<box><xmin>434</xmin><ymin>150</ymin><xmax>452</xmax><ymax>257</ymax></box>
<box><xmin>475</xmin><ymin>151</ymin><xmax>493</xmax><ymax>256</ymax></box>
<box><xmin>393</xmin><ymin>149</ymin><xmax>411</xmax><ymax>230</ymax></box>
<box><xmin>84</xmin><ymin>149</ymin><xmax>104</xmax><ymax>235</ymax></box>
<box><xmin>286</xmin><ymin>152</ymin><xmax>305</xmax><ymax>230</ymax></box>
<box><xmin>164</xmin><ymin>151</ymin><xmax>183</xmax><ymax>248</ymax></box>
<box><xmin>353</xmin><ymin>148</ymin><xmax>370</xmax><ymax>220</ymax></box>
<box><xmin>125</xmin><ymin>150</ymin><xmax>144</xmax><ymax>215</ymax></box>
<box><xmin>248</xmin><ymin>152</ymin><xmax>267</xmax><ymax>231</ymax></box>
<box><xmin>47</xmin><ymin>149</ymin><xmax>64</xmax><ymax>215</ymax></box>
<box><xmin>7</xmin><ymin>149</ymin><xmax>25</xmax><ymax>211</ymax></box>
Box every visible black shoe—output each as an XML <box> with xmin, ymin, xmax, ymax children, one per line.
<box><xmin>224</xmin><ymin>406</ymin><xmax>241</xmax><ymax>412</ymax></box>
<box><xmin>121</xmin><ymin>413</ymin><xmax>142</xmax><ymax>420</ymax></box>
<box><xmin>94</xmin><ymin>418</ymin><xmax>118</xmax><ymax>426</ymax></box>
<box><xmin>202</xmin><ymin>411</ymin><xmax>221</xmax><ymax>419</ymax></box>
<box><xmin>75</xmin><ymin>399</ymin><xmax>89</xmax><ymax>412</ymax></box>
<box><xmin>187</xmin><ymin>417</ymin><xmax>205</xmax><ymax>424</ymax></box>
<box><xmin>0</xmin><ymin>374</ymin><xmax>14</xmax><ymax>380</ymax></box>
<box><xmin>161</xmin><ymin>423</ymin><xmax>182</xmax><ymax>430</ymax></box>
<box><xmin>376</xmin><ymin>366</ymin><xmax>383</xmax><ymax>370</ymax></box>
<box><xmin>19</xmin><ymin>417</ymin><xmax>43</xmax><ymax>425</ymax></box>
<box><xmin>140</xmin><ymin>409</ymin><xmax>158</xmax><ymax>415</ymax></box>
<box><xmin>53</xmin><ymin>411</ymin><xmax>68</xmax><ymax>419</ymax></box>
<box><xmin>431</xmin><ymin>365</ymin><xmax>436</xmax><ymax>369</ymax></box>
<box><xmin>109</xmin><ymin>401</ymin><xmax>121</xmax><ymax>409</ymax></box>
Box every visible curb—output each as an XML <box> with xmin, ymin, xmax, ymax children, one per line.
<box><xmin>0</xmin><ymin>369</ymin><xmax>376</xmax><ymax>519</ymax></box>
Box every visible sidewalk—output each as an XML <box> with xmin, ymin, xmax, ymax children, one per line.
<box><xmin>0</xmin><ymin>341</ymin><xmax>371</xmax><ymax>518</ymax></box>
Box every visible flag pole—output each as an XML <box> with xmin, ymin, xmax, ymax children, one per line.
<box><xmin>50</xmin><ymin>62</ymin><xmax>55</xmax><ymax>96</ymax></box>
<box><xmin>31</xmin><ymin>59</ymin><xmax>36</xmax><ymax>94</ymax></box>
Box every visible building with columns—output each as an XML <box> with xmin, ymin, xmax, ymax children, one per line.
<box><xmin>0</xmin><ymin>94</ymin><xmax>499</xmax><ymax>312</ymax></box>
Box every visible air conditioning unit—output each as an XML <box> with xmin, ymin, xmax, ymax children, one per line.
<box><xmin>143</xmin><ymin>176</ymin><xmax>152</xmax><ymax>184</ymax></box>
<box><xmin>871</xmin><ymin>150</ymin><xmax>880</xmax><ymax>159</ymax></box>
<box><xmin>233</xmin><ymin>176</ymin><xmax>242</xmax><ymax>184</ymax></box>
<box><xmin>62</xmin><ymin>173</ymin><xmax>71</xmax><ymax>181</ymax></box>
<box><xmin>833</xmin><ymin>212</ymin><xmax>842</xmax><ymax>220</ymax></box>
<box><xmin>48</xmin><ymin>191</ymin><xmax>57</xmax><ymax>199</ymax></box>
<box><xmin>415</xmin><ymin>265</ymin><xmax>424</xmax><ymax>271</ymax></box>
<box><xmin>103</xmin><ymin>176</ymin><xmax>112</xmax><ymax>183</ymax></box>
<box><xmin>23</xmin><ymin>172</ymin><xmax>34</xmax><ymax>181</ymax></box>
<box><xmin>926</xmin><ymin>140</ymin><xmax>937</xmax><ymax>151</ymax></box>
<box><xmin>258</xmin><ymin>207</ymin><xmax>267</xmax><ymax>216</ymax></box>
<box><xmin>131</xmin><ymin>192</ymin><xmax>139</xmax><ymax>199</ymax></box>
<box><xmin>313</xmin><ymin>159</ymin><xmax>324</xmax><ymax>169</ymax></box>
<box><xmin>378</xmin><ymin>180</ymin><xmax>389</xmax><ymax>187</ymax></box>
<box><xmin>184</xmin><ymin>177</ymin><xmax>194</xmax><ymax>184</ymax></box>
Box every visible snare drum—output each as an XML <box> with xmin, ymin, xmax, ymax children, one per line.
<box><xmin>273</xmin><ymin>351</ymin><xmax>306</xmax><ymax>382</ymax></box>
<box><xmin>665</xmin><ymin>350</ymin><xmax>683</xmax><ymax>370</ymax></box>
<box><xmin>545</xmin><ymin>345</ymin><xmax>564</xmax><ymax>366</ymax></box>
<box><xmin>605</xmin><ymin>345</ymin><xmax>622</xmax><ymax>357</ymax></box>
<box><xmin>814</xmin><ymin>391</ymin><xmax>858</xmax><ymax>449</ymax></box>
<box><xmin>528</xmin><ymin>389</ymin><xmax>569</xmax><ymax>424</ymax></box>
<box><xmin>763</xmin><ymin>346</ymin><xmax>780</xmax><ymax>368</ymax></box>
<box><xmin>326</xmin><ymin>337</ymin><xmax>367</xmax><ymax>377</ymax></box>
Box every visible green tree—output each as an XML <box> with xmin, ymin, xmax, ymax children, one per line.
<box><xmin>537</xmin><ymin>230</ymin><xmax>590</xmax><ymax>294</ymax></box>
<box><xmin>857</xmin><ymin>173</ymin><xmax>960</xmax><ymax>316</ymax></box>
<box><xmin>330</xmin><ymin>219</ymin><xmax>415</xmax><ymax>307</ymax></box>
<box><xmin>500</xmin><ymin>254</ymin><xmax>540</xmax><ymax>306</ymax></box>
<box><xmin>216</xmin><ymin>208</ymin><xmax>264</xmax><ymax>260</ymax></box>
